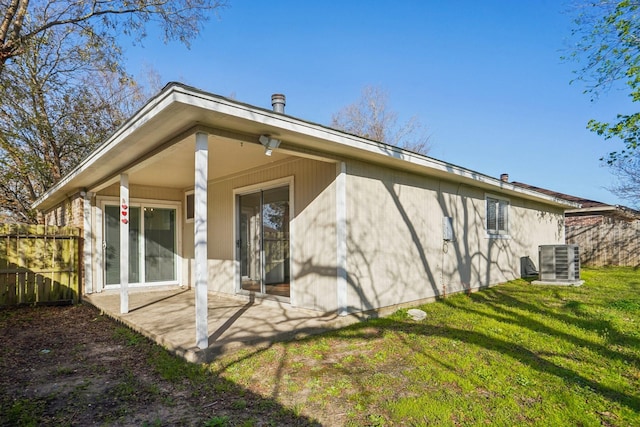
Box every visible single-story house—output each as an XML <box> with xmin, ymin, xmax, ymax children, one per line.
<box><xmin>33</xmin><ymin>83</ymin><xmax>577</xmax><ymax>349</ymax></box>
<box><xmin>508</xmin><ymin>179</ymin><xmax>640</xmax><ymax>267</ymax></box>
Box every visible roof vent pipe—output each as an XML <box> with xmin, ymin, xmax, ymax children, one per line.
<box><xmin>500</xmin><ymin>173</ymin><xmax>509</xmax><ymax>182</ymax></box>
<box><xmin>271</xmin><ymin>93</ymin><xmax>285</xmax><ymax>114</ymax></box>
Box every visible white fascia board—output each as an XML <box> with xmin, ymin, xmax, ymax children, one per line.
<box><xmin>32</xmin><ymin>88</ymin><xmax>180</xmax><ymax>210</ymax></box>
<box><xmin>33</xmin><ymin>83</ymin><xmax>579</xmax><ymax>211</ymax></box>
<box><xmin>566</xmin><ymin>206</ymin><xmax>617</xmax><ymax>214</ymax></box>
<box><xmin>174</xmin><ymin>88</ymin><xmax>579</xmax><ymax>209</ymax></box>
<box><xmin>170</xmin><ymin>86</ymin><xmax>580</xmax><ymax>209</ymax></box>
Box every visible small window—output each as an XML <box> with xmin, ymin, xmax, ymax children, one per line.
<box><xmin>486</xmin><ymin>195</ymin><xmax>509</xmax><ymax>236</ymax></box>
<box><xmin>185</xmin><ymin>192</ymin><xmax>194</xmax><ymax>222</ymax></box>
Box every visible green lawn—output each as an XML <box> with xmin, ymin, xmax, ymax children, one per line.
<box><xmin>203</xmin><ymin>267</ymin><xmax>640</xmax><ymax>426</ymax></box>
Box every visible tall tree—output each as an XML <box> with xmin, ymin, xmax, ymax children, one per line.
<box><xmin>0</xmin><ymin>0</ymin><xmax>227</xmax><ymax>222</ymax></box>
<box><xmin>569</xmin><ymin>0</ymin><xmax>640</xmax><ymax>163</ymax></box>
<box><xmin>0</xmin><ymin>27</ymin><xmax>148</xmax><ymax>222</ymax></box>
<box><xmin>330</xmin><ymin>85</ymin><xmax>431</xmax><ymax>154</ymax></box>
<box><xmin>0</xmin><ymin>0</ymin><xmax>227</xmax><ymax>73</ymax></box>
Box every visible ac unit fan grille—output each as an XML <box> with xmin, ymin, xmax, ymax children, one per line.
<box><xmin>538</xmin><ymin>245</ymin><xmax>580</xmax><ymax>282</ymax></box>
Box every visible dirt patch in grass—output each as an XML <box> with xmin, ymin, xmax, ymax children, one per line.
<box><xmin>3</xmin><ymin>269</ymin><xmax>639</xmax><ymax>426</ymax></box>
<box><xmin>0</xmin><ymin>304</ymin><xmax>319</xmax><ymax>426</ymax></box>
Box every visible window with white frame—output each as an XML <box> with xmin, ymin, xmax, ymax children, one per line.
<box><xmin>486</xmin><ymin>195</ymin><xmax>509</xmax><ymax>236</ymax></box>
<box><xmin>101</xmin><ymin>201</ymin><xmax>179</xmax><ymax>286</ymax></box>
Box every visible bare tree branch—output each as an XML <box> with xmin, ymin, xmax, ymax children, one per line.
<box><xmin>0</xmin><ymin>0</ymin><xmax>227</xmax><ymax>221</ymax></box>
<box><xmin>609</xmin><ymin>150</ymin><xmax>640</xmax><ymax>208</ymax></box>
<box><xmin>0</xmin><ymin>0</ymin><xmax>228</xmax><ymax>68</ymax></box>
<box><xmin>330</xmin><ymin>85</ymin><xmax>431</xmax><ymax>154</ymax></box>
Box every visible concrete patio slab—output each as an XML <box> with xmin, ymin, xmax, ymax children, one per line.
<box><xmin>84</xmin><ymin>288</ymin><xmax>361</xmax><ymax>363</ymax></box>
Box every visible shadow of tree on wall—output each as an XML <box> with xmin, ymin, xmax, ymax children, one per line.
<box><xmin>293</xmin><ymin>160</ymin><xmax>552</xmax><ymax>318</ymax></box>
<box><xmin>382</xmin><ymin>179</ymin><xmax>440</xmax><ymax>297</ymax></box>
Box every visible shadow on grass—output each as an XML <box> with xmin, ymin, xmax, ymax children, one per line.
<box><xmin>394</xmin><ymin>322</ymin><xmax>639</xmax><ymax>411</ymax></box>
<box><xmin>457</xmin><ymin>287</ymin><xmax>640</xmax><ymax>363</ymax></box>
<box><xmin>0</xmin><ymin>304</ymin><xmax>322</xmax><ymax>427</ymax></box>
<box><xmin>216</xmin><ymin>278</ymin><xmax>640</xmax><ymax>418</ymax></box>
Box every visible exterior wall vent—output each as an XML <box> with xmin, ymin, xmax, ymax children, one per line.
<box><xmin>538</xmin><ymin>244</ymin><xmax>580</xmax><ymax>282</ymax></box>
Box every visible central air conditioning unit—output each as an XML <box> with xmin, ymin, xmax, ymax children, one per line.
<box><xmin>538</xmin><ymin>245</ymin><xmax>580</xmax><ymax>282</ymax></box>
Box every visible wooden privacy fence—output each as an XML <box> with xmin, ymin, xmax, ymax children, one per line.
<box><xmin>0</xmin><ymin>223</ymin><xmax>81</xmax><ymax>306</ymax></box>
<box><xmin>567</xmin><ymin>220</ymin><xmax>640</xmax><ymax>267</ymax></box>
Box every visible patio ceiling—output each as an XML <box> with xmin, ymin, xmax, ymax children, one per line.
<box><xmin>125</xmin><ymin>133</ymin><xmax>292</xmax><ymax>190</ymax></box>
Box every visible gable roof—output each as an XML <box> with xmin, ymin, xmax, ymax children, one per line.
<box><xmin>512</xmin><ymin>181</ymin><xmax>640</xmax><ymax>220</ymax></box>
<box><xmin>34</xmin><ymin>82</ymin><xmax>579</xmax><ymax>211</ymax></box>
<box><xmin>511</xmin><ymin>182</ymin><xmax>604</xmax><ymax>208</ymax></box>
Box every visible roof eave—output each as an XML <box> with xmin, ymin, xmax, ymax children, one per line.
<box><xmin>33</xmin><ymin>83</ymin><xmax>580</xmax><ymax>212</ymax></box>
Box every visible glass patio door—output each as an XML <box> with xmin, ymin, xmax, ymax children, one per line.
<box><xmin>105</xmin><ymin>205</ymin><xmax>140</xmax><ymax>285</ymax></box>
<box><xmin>144</xmin><ymin>208</ymin><xmax>176</xmax><ymax>283</ymax></box>
<box><xmin>238</xmin><ymin>186</ymin><xmax>290</xmax><ymax>298</ymax></box>
<box><xmin>104</xmin><ymin>204</ymin><xmax>176</xmax><ymax>286</ymax></box>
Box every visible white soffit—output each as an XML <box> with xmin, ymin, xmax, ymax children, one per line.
<box><xmin>33</xmin><ymin>83</ymin><xmax>579</xmax><ymax>210</ymax></box>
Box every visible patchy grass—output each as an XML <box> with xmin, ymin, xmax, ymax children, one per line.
<box><xmin>1</xmin><ymin>267</ymin><xmax>638</xmax><ymax>425</ymax></box>
<box><xmin>0</xmin><ymin>304</ymin><xmax>318</xmax><ymax>426</ymax></box>
<box><xmin>208</xmin><ymin>267</ymin><xmax>640</xmax><ymax>426</ymax></box>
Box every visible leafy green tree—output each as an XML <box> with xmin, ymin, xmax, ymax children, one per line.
<box><xmin>570</xmin><ymin>0</ymin><xmax>640</xmax><ymax>163</ymax></box>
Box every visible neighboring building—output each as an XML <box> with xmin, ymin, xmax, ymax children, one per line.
<box><xmin>33</xmin><ymin>83</ymin><xmax>576</xmax><ymax>347</ymax></box>
<box><xmin>510</xmin><ymin>178</ymin><xmax>640</xmax><ymax>267</ymax></box>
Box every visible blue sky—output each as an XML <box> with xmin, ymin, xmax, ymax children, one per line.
<box><xmin>123</xmin><ymin>0</ymin><xmax>633</xmax><ymax>205</ymax></box>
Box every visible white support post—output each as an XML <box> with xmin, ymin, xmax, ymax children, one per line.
<box><xmin>83</xmin><ymin>192</ymin><xmax>94</xmax><ymax>294</ymax></box>
<box><xmin>95</xmin><ymin>207</ymin><xmax>104</xmax><ymax>293</ymax></box>
<box><xmin>194</xmin><ymin>132</ymin><xmax>209</xmax><ymax>349</ymax></box>
<box><xmin>120</xmin><ymin>174</ymin><xmax>129</xmax><ymax>314</ymax></box>
<box><xmin>336</xmin><ymin>162</ymin><xmax>348</xmax><ymax>316</ymax></box>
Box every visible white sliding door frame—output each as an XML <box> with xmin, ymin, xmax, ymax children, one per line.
<box><xmin>96</xmin><ymin>196</ymin><xmax>183</xmax><ymax>289</ymax></box>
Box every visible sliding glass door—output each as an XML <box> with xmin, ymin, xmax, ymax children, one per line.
<box><xmin>105</xmin><ymin>206</ymin><xmax>140</xmax><ymax>285</ymax></box>
<box><xmin>238</xmin><ymin>185</ymin><xmax>290</xmax><ymax>298</ymax></box>
<box><xmin>104</xmin><ymin>203</ymin><xmax>177</xmax><ymax>286</ymax></box>
<box><xmin>144</xmin><ymin>208</ymin><xmax>176</xmax><ymax>283</ymax></box>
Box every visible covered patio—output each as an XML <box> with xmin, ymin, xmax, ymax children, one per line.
<box><xmin>35</xmin><ymin>84</ymin><xmax>576</xmax><ymax>365</ymax></box>
<box><xmin>84</xmin><ymin>288</ymin><xmax>361</xmax><ymax>363</ymax></box>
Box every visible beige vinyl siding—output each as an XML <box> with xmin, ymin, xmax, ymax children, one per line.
<box><xmin>346</xmin><ymin>161</ymin><xmax>444</xmax><ymax>311</ymax></box>
<box><xmin>183</xmin><ymin>157</ymin><xmax>338</xmax><ymax>311</ymax></box>
<box><xmin>345</xmin><ymin>161</ymin><xmax>564</xmax><ymax>312</ymax></box>
<box><xmin>291</xmin><ymin>162</ymin><xmax>338</xmax><ymax>311</ymax></box>
<box><xmin>98</xmin><ymin>184</ymin><xmax>184</xmax><ymax>201</ymax></box>
<box><xmin>439</xmin><ymin>185</ymin><xmax>564</xmax><ymax>295</ymax></box>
